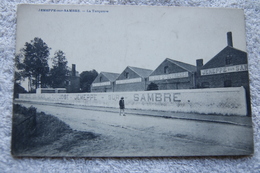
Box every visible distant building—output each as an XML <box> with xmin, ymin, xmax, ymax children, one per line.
<box><xmin>114</xmin><ymin>66</ymin><xmax>153</xmax><ymax>92</ymax></box>
<box><xmin>66</xmin><ymin>64</ymin><xmax>80</xmax><ymax>93</ymax></box>
<box><xmin>148</xmin><ymin>58</ymin><xmax>197</xmax><ymax>90</ymax></box>
<box><xmin>91</xmin><ymin>72</ymin><xmax>120</xmax><ymax>92</ymax></box>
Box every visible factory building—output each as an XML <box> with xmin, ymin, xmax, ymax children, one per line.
<box><xmin>148</xmin><ymin>58</ymin><xmax>197</xmax><ymax>90</ymax></box>
<box><xmin>114</xmin><ymin>66</ymin><xmax>153</xmax><ymax>92</ymax></box>
<box><xmin>196</xmin><ymin>32</ymin><xmax>249</xmax><ymax>90</ymax></box>
<box><xmin>91</xmin><ymin>72</ymin><xmax>120</xmax><ymax>92</ymax></box>
<box><xmin>89</xmin><ymin>32</ymin><xmax>250</xmax><ymax>101</ymax></box>
<box><xmin>196</xmin><ymin>32</ymin><xmax>250</xmax><ymax>114</ymax></box>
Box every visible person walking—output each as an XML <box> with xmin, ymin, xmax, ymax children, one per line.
<box><xmin>119</xmin><ymin>97</ymin><xmax>125</xmax><ymax>116</ymax></box>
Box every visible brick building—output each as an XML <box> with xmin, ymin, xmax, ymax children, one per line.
<box><xmin>148</xmin><ymin>58</ymin><xmax>197</xmax><ymax>90</ymax></box>
<box><xmin>196</xmin><ymin>32</ymin><xmax>249</xmax><ymax>90</ymax></box>
<box><xmin>66</xmin><ymin>64</ymin><xmax>80</xmax><ymax>93</ymax></box>
<box><xmin>89</xmin><ymin>32</ymin><xmax>249</xmax><ymax>100</ymax></box>
<box><xmin>91</xmin><ymin>72</ymin><xmax>120</xmax><ymax>92</ymax></box>
<box><xmin>196</xmin><ymin>32</ymin><xmax>250</xmax><ymax>114</ymax></box>
<box><xmin>114</xmin><ymin>66</ymin><xmax>153</xmax><ymax>92</ymax></box>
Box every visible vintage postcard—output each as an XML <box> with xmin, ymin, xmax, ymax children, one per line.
<box><xmin>12</xmin><ymin>4</ymin><xmax>253</xmax><ymax>157</ymax></box>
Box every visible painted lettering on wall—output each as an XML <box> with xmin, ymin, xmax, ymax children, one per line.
<box><xmin>108</xmin><ymin>94</ymin><xmax>120</xmax><ymax>101</ymax></box>
<box><xmin>201</xmin><ymin>64</ymin><xmax>248</xmax><ymax>76</ymax></box>
<box><xmin>74</xmin><ymin>94</ymin><xmax>97</xmax><ymax>101</ymax></box>
<box><xmin>116</xmin><ymin>78</ymin><xmax>142</xmax><ymax>84</ymax></box>
<box><xmin>134</xmin><ymin>93</ymin><xmax>181</xmax><ymax>102</ymax></box>
<box><xmin>92</xmin><ymin>81</ymin><xmax>111</xmax><ymax>87</ymax></box>
<box><xmin>59</xmin><ymin>94</ymin><xmax>69</xmax><ymax>100</ymax></box>
<box><xmin>149</xmin><ymin>72</ymin><xmax>189</xmax><ymax>81</ymax></box>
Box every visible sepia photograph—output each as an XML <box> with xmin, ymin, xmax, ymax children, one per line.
<box><xmin>12</xmin><ymin>4</ymin><xmax>253</xmax><ymax>157</ymax></box>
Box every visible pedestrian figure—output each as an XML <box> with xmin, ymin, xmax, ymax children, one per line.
<box><xmin>119</xmin><ymin>97</ymin><xmax>125</xmax><ymax>116</ymax></box>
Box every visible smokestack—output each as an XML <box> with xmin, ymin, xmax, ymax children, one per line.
<box><xmin>227</xmin><ymin>32</ymin><xmax>233</xmax><ymax>47</ymax></box>
<box><xmin>72</xmin><ymin>64</ymin><xmax>76</xmax><ymax>77</ymax></box>
<box><xmin>196</xmin><ymin>59</ymin><xmax>203</xmax><ymax>69</ymax></box>
<box><xmin>196</xmin><ymin>59</ymin><xmax>203</xmax><ymax>76</ymax></box>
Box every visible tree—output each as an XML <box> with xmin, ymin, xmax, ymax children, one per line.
<box><xmin>14</xmin><ymin>53</ymin><xmax>28</xmax><ymax>97</ymax></box>
<box><xmin>14</xmin><ymin>53</ymin><xmax>25</xmax><ymax>84</ymax></box>
<box><xmin>49</xmin><ymin>50</ymin><xmax>69</xmax><ymax>88</ymax></box>
<box><xmin>147</xmin><ymin>82</ymin><xmax>159</xmax><ymax>91</ymax></box>
<box><xmin>21</xmin><ymin>37</ymin><xmax>50</xmax><ymax>91</ymax></box>
<box><xmin>80</xmin><ymin>70</ymin><xmax>98</xmax><ymax>92</ymax></box>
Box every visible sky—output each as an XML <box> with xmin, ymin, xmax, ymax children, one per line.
<box><xmin>16</xmin><ymin>4</ymin><xmax>247</xmax><ymax>75</ymax></box>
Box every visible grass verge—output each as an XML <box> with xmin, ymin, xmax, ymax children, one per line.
<box><xmin>12</xmin><ymin>104</ymin><xmax>98</xmax><ymax>156</ymax></box>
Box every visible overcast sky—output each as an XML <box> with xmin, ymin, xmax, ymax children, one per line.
<box><xmin>16</xmin><ymin>5</ymin><xmax>247</xmax><ymax>74</ymax></box>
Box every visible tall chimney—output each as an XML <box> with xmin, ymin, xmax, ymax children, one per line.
<box><xmin>227</xmin><ymin>31</ymin><xmax>233</xmax><ymax>47</ymax></box>
<box><xmin>72</xmin><ymin>64</ymin><xmax>76</xmax><ymax>77</ymax></box>
<box><xmin>196</xmin><ymin>59</ymin><xmax>203</xmax><ymax>75</ymax></box>
<box><xmin>196</xmin><ymin>59</ymin><xmax>203</xmax><ymax>69</ymax></box>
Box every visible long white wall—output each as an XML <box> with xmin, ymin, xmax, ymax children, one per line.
<box><xmin>18</xmin><ymin>87</ymin><xmax>248</xmax><ymax>116</ymax></box>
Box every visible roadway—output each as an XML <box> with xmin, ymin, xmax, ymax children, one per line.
<box><xmin>14</xmin><ymin>100</ymin><xmax>254</xmax><ymax>157</ymax></box>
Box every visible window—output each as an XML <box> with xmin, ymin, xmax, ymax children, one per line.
<box><xmin>226</xmin><ymin>54</ymin><xmax>232</xmax><ymax>65</ymax></box>
<box><xmin>125</xmin><ymin>72</ymin><xmax>129</xmax><ymax>78</ymax></box>
<box><xmin>99</xmin><ymin>76</ymin><xmax>102</xmax><ymax>82</ymax></box>
<box><xmin>65</xmin><ymin>80</ymin><xmax>71</xmax><ymax>85</ymax></box>
<box><xmin>164</xmin><ymin>66</ymin><xmax>169</xmax><ymax>74</ymax></box>
<box><xmin>224</xmin><ymin>80</ymin><xmax>232</xmax><ymax>87</ymax></box>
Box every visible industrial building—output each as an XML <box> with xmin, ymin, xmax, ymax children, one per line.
<box><xmin>114</xmin><ymin>66</ymin><xmax>153</xmax><ymax>92</ymax></box>
<box><xmin>148</xmin><ymin>58</ymin><xmax>197</xmax><ymax>90</ymax></box>
<box><xmin>196</xmin><ymin>32</ymin><xmax>250</xmax><ymax>113</ymax></box>
<box><xmin>91</xmin><ymin>72</ymin><xmax>120</xmax><ymax>92</ymax></box>
<box><xmin>90</xmin><ymin>32</ymin><xmax>249</xmax><ymax>98</ymax></box>
<box><xmin>196</xmin><ymin>32</ymin><xmax>248</xmax><ymax>90</ymax></box>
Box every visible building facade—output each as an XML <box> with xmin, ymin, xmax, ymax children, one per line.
<box><xmin>196</xmin><ymin>32</ymin><xmax>249</xmax><ymax>91</ymax></box>
<box><xmin>148</xmin><ymin>58</ymin><xmax>197</xmax><ymax>90</ymax></box>
<box><xmin>114</xmin><ymin>66</ymin><xmax>153</xmax><ymax>92</ymax></box>
<box><xmin>89</xmin><ymin>32</ymin><xmax>250</xmax><ymax>100</ymax></box>
<box><xmin>195</xmin><ymin>32</ymin><xmax>250</xmax><ymax>114</ymax></box>
<box><xmin>91</xmin><ymin>72</ymin><xmax>119</xmax><ymax>92</ymax></box>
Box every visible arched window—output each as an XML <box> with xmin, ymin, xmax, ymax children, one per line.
<box><xmin>125</xmin><ymin>72</ymin><xmax>129</xmax><ymax>78</ymax></box>
<box><xmin>164</xmin><ymin>66</ymin><xmax>169</xmax><ymax>74</ymax></box>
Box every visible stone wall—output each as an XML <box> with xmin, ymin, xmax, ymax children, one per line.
<box><xmin>18</xmin><ymin>87</ymin><xmax>248</xmax><ymax>116</ymax></box>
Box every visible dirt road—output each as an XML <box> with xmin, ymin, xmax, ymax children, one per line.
<box><xmin>18</xmin><ymin>102</ymin><xmax>253</xmax><ymax>157</ymax></box>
